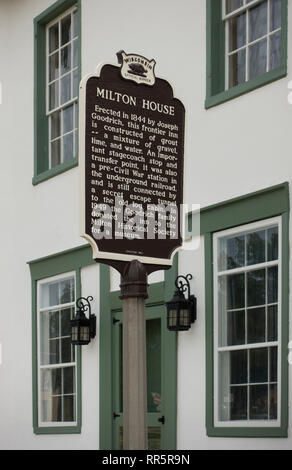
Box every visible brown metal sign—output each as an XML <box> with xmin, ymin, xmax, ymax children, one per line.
<box><xmin>79</xmin><ymin>53</ymin><xmax>185</xmax><ymax>267</ymax></box>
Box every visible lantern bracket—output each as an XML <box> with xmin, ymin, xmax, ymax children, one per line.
<box><xmin>76</xmin><ymin>296</ymin><xmax>96</xmax><ymax>339</ymax></box>
<box><xmin>175</xmin><ymin>274</ymin><xmax>197</xmax><ymax>323</ymax></box>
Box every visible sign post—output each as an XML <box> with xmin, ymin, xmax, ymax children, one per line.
<box><xmin>120</xmin><ymin>260</ymin><xmax>148</xmax><ymax>449</ymax></box>
<box><xmin>79</xmin><ymin>52</ymin><xmax>185</xmax><ymax>449</ymax></box>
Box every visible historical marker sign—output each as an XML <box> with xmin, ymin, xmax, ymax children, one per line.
<box><xmin>79</xmin><ymin>52</ymin><xmax>185</xmax><ymax>267</ymax></box>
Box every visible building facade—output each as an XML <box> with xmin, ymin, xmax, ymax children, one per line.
<box><xmin>0</xmin><ymin>0</ymin><xmax>291</xmax><ymax>450</ymax></box>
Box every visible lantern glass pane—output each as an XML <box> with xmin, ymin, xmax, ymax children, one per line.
<box><xmin>71</xmin><ymin>326</ymin><xmax>78</xmax><ymax>341</ymax></box>
<box><xmin>168</xmin><ymin>309</ymin><xmax>177</xmax><ymax>327</ymax></box>
<box><xmin>80</xmin><ymin>326</ymin><xmax>90</xmax><ymax>342</ymax></box>
<box><xmin>179</xmin><ymin>308</ymin><xmax>190</xmax><ymax>328</ymax></box>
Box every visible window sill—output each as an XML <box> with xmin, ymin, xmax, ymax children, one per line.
<box><xmin>207</xmin><ymin>425</ymin><xmax>287</xmax><ymax>438</ymax></box>
<box><xmin>205</xmin><ymin>65</ymin><xmax>287</xmax><ymax>109</ymax></box>
<box><xmin>34</xmin><ymin>425</ymin><xmax>81</xmax><ymax>435</ymax></box>
<box><xmin>32</xmin><ymin>157</ymin><xmax>78</xmax><ymax>185</ymax></box>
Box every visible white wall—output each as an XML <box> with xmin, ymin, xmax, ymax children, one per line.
<box><xmin>0</xmin><ymin>0</ymin><xmax>291</xmax><ymax>449</ymax></box>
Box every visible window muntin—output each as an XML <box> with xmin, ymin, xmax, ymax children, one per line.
<box><xmin>46</xmin><ymin>7</ymin><xmax>78</xmax><ymax>169</ymax></box>
<box><xmin>223</xmin><ymin>0</ymin><xmax>282</xmax><ymax>89</ymax></box>
<box><xmin>38</xmin><ymin>273</ymin><xmax>77</xmax><ymax>426</ymax></box>
<box><xmin>213</xmin><ymin>218</ymin><xmax>281</xmax><ymax>426</ymax></box>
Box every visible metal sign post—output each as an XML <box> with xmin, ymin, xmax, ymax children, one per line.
<box><xmin>120</xmin><ymin>260</ymin><xmax>148</xmax><ymax>449</ymax></box>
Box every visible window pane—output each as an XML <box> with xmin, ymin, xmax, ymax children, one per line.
<box><xmin>73</xmin><ymin>39</ymin><xmax>78</xmax><ymax>68</ymax></box>
<box><xmin>230</xmin><ymin>386</ymin><xmax>247</xmax><ymax>420</ymax></box>
<box><xmin>230</xmin><ymin>350</ymin><xmax>247</xmax><ymax>384</ymax></box>
<box><xmin>63</xmin><ymin>105</ymin><xmax>74</xmax><ymax>134</ymax></box>
<box><xmin>229</xmin><ymin>13</ymin><xmax>246</xmax><ymax>51</ymax></box>
<box><xmin>229</xmin><ymin>50</ymin><xmax>246</xmax><ymax>88</ymax></box>
<box><xmin>249</xmin><ymin>39</ymin><xmax>267</xmax><ymax>79</ymax></box>
<box><xmin>226</xmin><ymin>0</ymin><xmax>243</xmax><ymax>14</ymax></box>
<box><xmin>61</xmin><ymin>337</ymin><xmax>72</xmax><ymax>363</ymax></box>
<box><xmin>268</xmin><ymin>305</ymin><xmax>278</xmax><ymax>341</ymax></box>
<box><xmin>63</xmin><ymin>366</ymin><xmax>75</xmax><ymax>394</ymax></box>
<box><xmin>218</xmin><ymin>235</ymin><xmax>245</xmax><ymax>271</ymax></box>
<box><xmin>227</xmin><ymin>273</ymin><xmax>245</xmax><ymax>309</ymax></box>
<box><xmin>60</xmin><ymin>278</ymin><xmax>74</xmax><ymax>303</ymax></box>
<box><xmin>268</xmin><ymin>266</ymin><xmax>278</xmax><ymax>303</ymax></box>
<box><xmin>247</xmin><ymin>307</ymin><xmax>265</xmax><ymax>344</ymax></box>
<box><xmin>250</xmin><ymin>385</ymin><xmax>268</xmax><ymax>419</ymax></box>
<box><xmin>270</xmin><ymin>347</ymin><xmax>277</xmax><ymax>382</ymax></box>
<box><xmin>249</xmin><ymin>39</ymin><xmax>267</xmax><ymax>80</ymax></box>
<box><xmin>49</xmin><ymin>52</ymin><xmax>59</xmax><ymax>82</ymax></box>
<box><xmin>49</xmin><ymin>339</ymin><xmax>60</xmax><ymax>364</ymax></box>
<box><xmin>270</xmin><ymin>0</ymin><xmax>281</xmax><ymax>31</ymax></box>
<box><xmin>52</xmin><ymin>368</ymin><xmax>62</xmax><ymax>394</ymax></box>
<box><xmin>247</xmin><ymin>269</ymin><xmax>265</xmax><ymax>307</ymax></box>
<box><xmin>267</xmin><ymin>226</ymin><xmax>278</xmax><ymax>261</ymax></box>
<box><xmin>247</xmin><ymin>230</ymin><xmax>265</xmax><ymax>266</ymax></box>
<box><xmin>61</xmin><ymin>74</ymin><xmax>71</xmax><ymax>105</ymax></box>
<box><xmin>63</xmin><ymin>133</ymin><xmax>74</xmax><ymax>162</ymax></box>
<box><xmin>61</xmin><ymin>307</ymin><xmax>73</xmax><ymax>337</ymax></box>
<box><xmin>73</xmin><ymin>68</ymin><xmax>79</xmax><ymax>99</ymax></box>
<box><xmin>227</xmin><ymin>310</ymin><xmax>245</xmax><ymax>345</ymax></box>
<box><xmin>73</xmin><ymin>9</ymin><xmax>78</xmax><ymax>38</ymax></box>
<box><xmin>51</xmin><ymin>139</ymin><xmax>61</xmax><ymax>168</ymax></box>
<box><xmin>49</xmin><ymin>23</ymin><xmax>59</xmax><ymax>53</ymax></box>
<box><xmin>250</xmin><ymin>348</ymin><xmax>268</xmax><ymax>383</ymax></box>
<box><xmin>61</xmin><ymin>14</ymin><xmax>71</xmax><ymax>45</ymax></box>
<box><xmin>49</xmin><ymin>310</ymin><xmax>59</xmax><ymax>338</ymax></box>
<box><xmin>270</xmin><ymin>384</ymin><xmax>277</xmax><ymax>419</ymax></box>
<box><xmin>249</xmin><ymin>2</ymin><xmax>268</xmax><ymax>42</ymax></box>
<box><xmin>63</xmin><ymin>395</ymin><xmax>75</xmax><ymax>421</ymax></box>
<box><xmin>61</xmin><ymin>45</ymin><xmax>71</xmax><ymax>75</ymax></box>
<box><xmin>49</xmin><ymin>282</ymin><xmax>59</xmax><ymax>306</ymax></box>
<box><xmin>49</xmin><ymin>81</ymin><xmax>59</xmax><ymax>111</ymax></box>
<box><xmin>51</xmin><ymin>111</ymin><xmax>61</xmax><ymax>140</ymax></box>
<box><xmin>270</xmin><ymin>31</ymin><xmax>281</xmax><ymax>70</ymax></box>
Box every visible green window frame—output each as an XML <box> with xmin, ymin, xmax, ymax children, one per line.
<box><xmin>29</xmin><ymin>244</ymin><xmax>95</xmax><ymax>434</ymax></box>
<box><xmin>205</xmin><ymin>0</ymin><xmax>287</xmax><ymax>109</ymax></box>
<box><xmin>33</xmin><ymin>0</ymin><xmax>81</xmax><ymax>185</ymax></box>
<box><xmin>196</xmin><ymin>182</ymin><xmax>289</xmax><ymax>437</ymax></box>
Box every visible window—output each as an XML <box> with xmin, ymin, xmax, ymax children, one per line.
<box><xmin>29</xmin><ymin>244</ymin><xmax>96</xmax><ymax>434</ymax></box>
<box><xmin>34</xmin><ymin>0</ymin><xmax>80</xmax><ymax>184</ymax></box>
<box><xmin>202</xmin><ymin>183</ymin><xmax>289</xmax><ymax>437</ymax></box>
<box><xmin>47</xmin><ymin>8</ymin><xmax>79</xmax><ymax>168</ymax></box>
<box><xmin>213</xmin><ymin>218</ymin><xmax>280</xmax><ymax>425</ymax></box>
<box><xmin>205</xmin><ymin>0</ymin><xmax>287</xmax><ymax>108</ymax></box>
<box><xmin>225</xmin><ymin>0</ymin><xmax>282</xmax><ymax>88</ymax></box>
<box><xmin>38</xmin><ymin>273</ymin><xmax>77</xmax><ymax>426</ymax></box>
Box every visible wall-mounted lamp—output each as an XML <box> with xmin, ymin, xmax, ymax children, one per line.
<box><xmin>70</xmin><ymin>296</ymin><xmax>96</xmax><ymax>345</ymax></box>
<box><xmin>166</xmin><ymin>274</ymin><xmax>197</xmax><ymax>331</ymax></box>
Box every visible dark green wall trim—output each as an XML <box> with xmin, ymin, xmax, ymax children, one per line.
<box><xmin>204</xmin><ymin>185</ymin><xmax>289</xmax><ymax>438</ymax></box>
<box><xmin>187</xmin><ymin>182</ymin><xmax>289</xmax><ymax>236</ymax></box>
<box><xmin>33</xmin><ymin>0</ymin><xmax>81</xmax><ymax>183</ymax></box>
<box><xmin>99</xmin><ymin>257</ymin><xmax>178</xmax><ymax>450</ymax></box>
<box><xmin>29</xmin><ymin>243</ymin><xmax>95</xmax><ymax>434</ymax></box>
<box><xmin>205</xmin><ymin>0</ymin><xmax>288</xmax><ymax>109</ymax></box>
<box><xmin>28</xmin><ymin>244</ymin><xmax>95</xmax><ymax>280</ymax></box>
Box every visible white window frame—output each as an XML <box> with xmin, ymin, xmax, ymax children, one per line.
<box><xmin>46</xmin><ymin>5</ymin><xmax>79</xmax><ymax>169</ymax></box>
<box><xmin>213</xmin><ymin>216</ymin><xmax>282</xmax><ymax>427</ymax></box>
<box><xmin>223</xmin><ymin>0</ymin><xmax>282</xmax><ymax>90</ymax></box>
<box><xmin>37</xmin><ymin>271</ymin><xmax>77</xmax><ymax>428</ymax></box>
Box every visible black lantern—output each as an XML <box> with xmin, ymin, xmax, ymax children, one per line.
<box><xmin>166</xmin><ymin>274</ymin><xmax>197</xmax><ymax>331</ymax></box>
<box><xmin>70</xmin><ymin>296</ymin><xmax>96</xmax><ymax>345</ymax></box>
